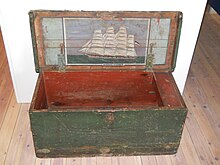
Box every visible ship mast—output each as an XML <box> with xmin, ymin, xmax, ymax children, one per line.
<box><xmin>104</xmin><ymin>27</ymin><xmax>116</xmax><ymax>57</ymax></box>
<box><xmin>79</xmin><ymin>26</ymin><xmax>137</xmax><ymax>59</ymax></box>
<box><xmin>89</xmin><ymin>30</ymin><xmax>104</xmax><ymax>55</ymax></box>
<box><xmin>127</xmin><ymin>35</ymin><xmax>137</xmax><ymax>57</ymax></box>
<box><xmin>115</xmin><ymin>27</ymin><xmax>127</xmax><ymax>57</ymax></box>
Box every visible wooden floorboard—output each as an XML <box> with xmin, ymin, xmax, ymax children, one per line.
<box><xmin>0</xmin><ymin>28</ymin><xmax>14</xmax><ymax>130</ymax></box>
<box><xmin>0</xmin><ymin>94</ymin><xmax>21</xmax><ymax>165</ymax></box>
<box><xmin>0</xmin><ymin>13</ymin><xmax>220</xmax><ymax>165</ymax></box>
<box><xmin>170</xmin><ymin>146</ymin><xmax>187</xmax><ymax>165</ymax></box>
<box><xmin>4</xmin><ymin>104</ymin><xmax>30</xmax><ymax>165</ymax></box>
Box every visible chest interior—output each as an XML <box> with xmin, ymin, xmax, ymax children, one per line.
<box><xmin>32</xmin><ymin>71</ymin><xmax>184</xmax><ymax>111</ymax></box>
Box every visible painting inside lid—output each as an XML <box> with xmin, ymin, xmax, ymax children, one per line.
<box><xmin>42</xmin><ymin>17</ymin><xmax>171</xmax><ymax>66</ymax></box>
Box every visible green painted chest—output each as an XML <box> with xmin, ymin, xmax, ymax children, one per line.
<box><xmin>29</xmin><ymin>10</ymin><xmax>187</xmax><ymax>158</ymax></box>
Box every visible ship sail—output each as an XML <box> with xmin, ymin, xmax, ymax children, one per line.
<box><xmin>79</xmin><ymin>30</ymin><xmax>104</xmax><ymax>55</ymax></box>
<box><xmin>104</xmin><ymin>27</ymin><xmax>116</xmax><ymax>56</ymax></box>
<box><xmin>115</xmin><ymin>27</ymin><xmax>127</xmax><ymax>57</ymax></box>
<box><xmin>79</xmin><ymin>26</ymin><xmax>137</xmax><ymax>58</ymax></box>
<box><xmin>127</xmin><ymin>35</ymin><xmax>136</xmax><ymax>57</ymax></box>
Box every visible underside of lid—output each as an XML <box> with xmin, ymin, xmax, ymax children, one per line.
<box><xmin>29</xmin><ymin>11</ymin><xmax>182</xmax><ymax>73</ymax></box>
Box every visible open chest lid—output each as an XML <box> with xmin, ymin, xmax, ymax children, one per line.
<box><xmin>29</xmin><ymin>10</ymin><xmax>182</xmax><ymax>73</ymax></box>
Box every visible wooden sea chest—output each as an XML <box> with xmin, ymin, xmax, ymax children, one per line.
<box><xmin>29</xmin><ymin>10</ymin><xmax>187</xmax><ymax>158</ymax></box>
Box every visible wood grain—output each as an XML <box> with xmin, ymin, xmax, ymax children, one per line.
<box><xmin>4</xmin><ymin>104</ymin><xmax>30</xmax><ymax>165</ymax></box>
<box><xmin>42</xmin><ymin>71</ymin><xmax>162</xmax><ymax>108</ymax></box>
<box><xmin>0</xmin><ymin>94</ymin><xmax>21</xmax><ymax>165</ymax></box>
<box><xmin>0</xmin><ymin>28</ymin><xmax>13</xmax><ymax>129</ymax></box>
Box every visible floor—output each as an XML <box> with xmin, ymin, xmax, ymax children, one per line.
<box><xmin>0</xmin><ymin>13</ymin><xmax>220</xmax><ymax>165</ymax></box>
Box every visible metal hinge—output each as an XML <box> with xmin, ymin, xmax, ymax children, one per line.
<box><xmin>146</xmin><ymin>43</ymin><xmax>156</xmax><ymax>71</ymax></box>
<box><xmin>57</xmin><ymin>43</ymin><xmax>66</xmax><ymax>71</ymax></box>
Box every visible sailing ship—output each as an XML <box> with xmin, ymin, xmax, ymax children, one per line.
<box><xmin>79</xmin><ymin>26</ymin><xmax>137</xmax><ymax>59</ymax></box>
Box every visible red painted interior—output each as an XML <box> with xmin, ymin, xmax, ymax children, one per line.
<box><xmin>33</xmin><ymin>74</ymin><xmax>48</xmax><ymax>109</ymax></box>
<box><xmin>33</xmin><ymin>71</ymin><xmax>184</xmax><ymax>110</ymax></box>
<box><xmin>154</xmin><ymin>72</ymin><xmax>185</xmax><ymax>107</ymax></box>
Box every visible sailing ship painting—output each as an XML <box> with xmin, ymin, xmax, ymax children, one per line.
<box><xmin>42</xmin><ymin>17</ymin><xmax>171</xmax><ymax>66</ymax></box>
<box><xmin>79</xmin><ymin>27</ymin><xmax>137</xmax><ymax>59</ymax></box>
<box><xmin>63</xmin><ymin>18</ymin><xmax>152</xmax><ymax>65</ymax></box>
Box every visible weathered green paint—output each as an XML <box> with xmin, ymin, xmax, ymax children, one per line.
<box><xmin>30</xmin><ymin>109</ymin><xmax>187</xmax><ymax>158</ymax></box>
<box><xmin>29</xmin><ymin>11</ymin><xmax>40</xmax><ymax>73</ymax></box>
<box><xmin>171</xmin><ymin>13</ymin><xmax>183</xmax><ymax>72</ymax></box>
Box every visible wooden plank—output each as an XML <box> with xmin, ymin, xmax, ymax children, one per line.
<box><xmin>155</xmin><ymin>155</ymin><xmax>173</xmax><ymax>165</ymax></box>
<box><xmin>190</xmin><ymin>47</ymin><xmax>217</xmax><ymax>79</ymax></box>
<box><xmin>185</xmin><ymin>99</ymin><xmax>217</xmax><ymax>165</ymax></box>
<box><xmin>50</xmin><ymin>158</ymin><xmax>66</xmax><ymax>165</ymax></box>
<box><xmin>17</xmin><ymin>105</ymin><xmax>36</xmax><ymax>165</ymax></box>
<box><xmin>17</xmin><ymin>131</ymin><xmax>36</xmax><ymax>165</ymax></box>
<box><xmin>0</xmin><ymin>31</ymin><xmax>10</xmax><ymax>123</ymax></box>
<box><xmin>211</xmin><ymin>15</ymin><xmax>220</xmax><ymax>25</ymax></box>
<box><xmin>0</xmin><ymin>80</ymin><xmax>13</xmax><ymax>128</ymax></box>
<box><xmin>96</xmin><ymin>157</ymin><xmax>111</xmax><ymax>165</ymax></box>
<box><xmin>66</xmin><ymin>158</ymin><xmax>82</xmax><ymax>165</ymax></box>
<box><xmin>134</xmin><ymin>156</ymin><xmax>142</xmax><ymax>165</ymax></box>
<box><xmin>200</xmin><ymin>16</ymin><xmax>220</xmax><ymax>50</ymax></box>
<box><xmin>141</xmin><ymin>156</ymin><xmax>157</xmax><ymax>165</ymax></box>
<box><xmin>0</xmin><ymin>93</ymin><xmax>21</xmax><ymax>164</ymax></box>
<box><xmin>180</xmin><ymin>126</ymin><xmax>201</xmax><ymax>165</ymax></box>
<box><xmin>194</xmin><ymin>78</ymin><xmax>220</xmax><ymax>139</ymax></box>
<box><xmin>198</xmin><ymin>43</ymin><xmax>220</xmax><ymax>76</ymax></box>
<box><xmin>0</xmin><ymin>52</ymin><xmax>6</xmax><ymax>69</ymax></box>
<box><xmin>118</xmin><ymin>156</ymin><xmax>142</xmax><ymax>165</ymax></box>
<box><xmin>81</xmin><ymin>157</ymin><xmax>91</xmax><ymax>165</ymax></box>
<box><xmin>196</xmin><ymin>43</ymin><xmax>220</xmax><ymax>80</ymax></box>
<box><xmin>184</xmin><ymin>79</ymin><xmax>220</xmax><ymax>164</ymax></box>
<box><xmin>170</xmin><ymin>147</ymin><xmax>187</xmax><ymax>165</ymax></box>
<box><xmin>181</xmin><ymin>13</ymin><xmax>220</xmax><ymax>165</ymax></box>
<box><xmin>111</xmin><ymin>157</ymin><xmax>119</xmax><ymax>165</ymax></box>
<box><xmin>0</xmin><ymin>28</ymin><xmax>7</xmax><ymax>68</ymax></box>
<box><xmin>4</xmin><ymin>104</ymin><xmax>30</xmax><ymax>165</ymax></box>
<box><xmin>35</xmin><ymin>158</ymin><xmax>51</xmax><ymax>165</ymax></box>
<box><xmin>0</xmin><ymin>58</ymin><xmax>13</xmax><ymax>128</ymax></box>
<box><xmin>90</xmin><ymin>157</ymin><xmax>97</xmax><ymax>165</ymax></box>
<box><xmin>81</xmin><ymin>157</ymin><xmax>96</xmax><ymax>165</ymax></box>
<box><xmin>188</xmin><ymin>41</ymin><xmax>220</xmax><ymax>139</ymax></box>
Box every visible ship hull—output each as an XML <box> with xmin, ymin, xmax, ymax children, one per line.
<box><xmin>87</xmin><ymin>54</ymin><xmax>136</xmax><ymax>59</ymax></box>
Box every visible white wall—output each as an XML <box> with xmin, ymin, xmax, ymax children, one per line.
<box><xmin>0</xmin><ymin>0</ymin><xmax>207</xmax><ymax>103</ymax></box>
